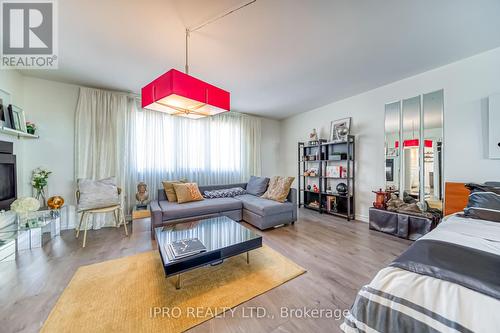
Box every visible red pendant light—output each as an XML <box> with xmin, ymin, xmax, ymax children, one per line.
<box><xmin>141</xmin><ymin>69</ymin><xmax>230</xmax><ymax>119</ymax></box>
<box><xmin>141</xmin><ymin>1</ymin><xmax>256</xmax><ymax>119</ymax></box>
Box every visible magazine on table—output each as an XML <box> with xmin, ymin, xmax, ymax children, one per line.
<box><xmin>165</xmin><ymin>238</ymin><xmax>206</xmax><ymax>260</ymax></box>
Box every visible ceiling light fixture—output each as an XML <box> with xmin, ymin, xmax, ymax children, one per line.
<box><xmin>141</xmin><ymin>0</ymin><xmax>257</xmax><ymax>119</ymax></box>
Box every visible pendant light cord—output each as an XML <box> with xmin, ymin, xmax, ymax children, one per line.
<box><xmin>185</xmin><ymin>28</ymin><xmax>190</xmax><ymax>74</ymax></box>
<box><xmin>184</xmin><ymin>0</ymin><xmax>257</xmax><ymax>74</ymax></box>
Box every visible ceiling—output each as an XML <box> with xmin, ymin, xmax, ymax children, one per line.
<box><xmin>22</xmin><ymin>0</ymin><xmax>500</xmax><ymax>119</ymax></box>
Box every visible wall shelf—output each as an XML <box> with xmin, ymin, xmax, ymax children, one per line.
<box><xmin>0</xmin><ymin>126</ymin><xmax>39</xmax><ymax>139</ymax></box>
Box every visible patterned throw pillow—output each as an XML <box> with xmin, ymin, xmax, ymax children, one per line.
<box><xmin>173</xmin><ymin>183</ymin><xmax>204</xmax><ymax>204</ymax></box>
<box><xmin>77</xmin><ymin>177</ymin><xmax>120</xmax><ymax>211</ymax></box>
<box><xmin>261</xmin><ymin>176</ymin><xmax>295</xmax><ymax>203</ymax></box>
<box><xmin>203</xmin><ymin>187</ymin><xmax>247</xmax><ymax>199</ymax></box>
<box><xmin>162</xmin><ymin>179</ymin><xmax>187</xmax><ymax>202</ymax></box>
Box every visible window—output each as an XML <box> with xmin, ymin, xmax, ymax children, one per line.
<box><xmin>134</xmin><ymin>108</ymin><xmax>260</xmax><ymax>187</ymax></box>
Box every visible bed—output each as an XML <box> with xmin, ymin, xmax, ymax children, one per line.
<box><xmin>341</xmin><ymin>182</ymin><xmax>500</xmax><ymax>333</ymax></box>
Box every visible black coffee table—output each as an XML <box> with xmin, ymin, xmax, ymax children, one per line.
<box><xmin>155</xmin><ymin>216</ymin><xmax>262</xmax><ymax>289</ymax></box>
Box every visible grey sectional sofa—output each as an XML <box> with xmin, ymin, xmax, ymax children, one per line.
<box><xmin>150</xmin><ymin>182</ymin><xmax>297</xmax><ymax>237</ymax></box>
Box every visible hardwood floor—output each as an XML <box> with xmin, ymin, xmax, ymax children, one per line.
<box><xmin>0</xmin><ymin>209</ymin><xmax>411</xmax><ymax>333</ymax></box>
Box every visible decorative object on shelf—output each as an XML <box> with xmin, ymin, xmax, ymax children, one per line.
<box><xmin>32</xmin><ymin>167</ymin><xmax>51</xmax><ymax>208</ymax></box>
<box><xmin>305</xmin><ymin>154</ymin><xmax>318</xmax><ymax>161</ymax></box>
<box><xmin>47</xmin><ymin>196</ymin><xmax>65</xmax><ymax>209</ymax></box>
<box><xmin>306</xmin><ymin>184</ymin><xmax>311</xmax><ymax>191</ymax></box>
<box><xmin>26</xmin><ymin>121</ymin><xmax>36</xmax><ymax>135</ymax></box>
<box><xmin>309</xmin><ymin>128</ymin><xmax>318</xmax><ymax>142</ymax></box>
<box><xmin>313</xmin><ymin>184</ymin><xmax>319</xmax><ymax>193</ymax></box>
<box><xmin>326</xmin><ymin>185</ymin><xmax>332</xmax><ymax>194</ymax></box>
<box><xmin>329</xmin><ymin>117</ymin><xmax>351</xmax><ymax>142</ymax></box>
<box><xmin>307</xmin><ymin>128</ymin><xmax>327</xmax><ymax>146</ymax></box>
<box><xmin>47</xmin><ymin>196</ymin><xmax>65</xmax><ymax>218</ymax></box>
<box><xmin>308</xmin><ymin>200</ymin><xmax>320</xmax><ymax>208</ymax></box>
<box><xmin>7</xmin><ymin>104</ymin><xmax>15</xmax><ymax>129</ymax></box>
<box><xmin>336</xmin><ymin>182</ymin><xmax>348</xmax><ymax>195</ymax></box>
<box><xmin>372</xmin><ymin>188</ymin><xmax>387</xmax><ymax>209</ymax></box>
<box><xmin>135</xmin><ymin>182</ymin><xmax>149</xmax><ymax>209</ymax></box>
<box><xmin>326</xmin><ymin>196</ymin><xmax>337</xmax><ymax>212</ymax></box>
<box><xmin>326</xmin><ymin>165</ymin><xmax>343</xmax><ymax>178</ymax></box>
<box><xmin>328</xmin><ymin>152</ymin><xmax>347</xmax><ymax>160</ymax></box>
<box><xmin>10</xmin><ymin>105</ymin><xmax>26</xmax><ymax>132</ymax></box>
<box><xmin>304</xmin><ymin>168</ymin><xmax>318</xmax><ymax>177</ymax></box>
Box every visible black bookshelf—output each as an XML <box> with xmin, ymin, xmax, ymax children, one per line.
<box><xmin>298</xmin><ymin>135</ymin><xmax>355</xmax><ymax>221</ymax></box>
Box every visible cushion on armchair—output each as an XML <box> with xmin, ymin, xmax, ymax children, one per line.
<box><xmin>77</xmin><ymin>177</ymin><xmax>119</xmax><ymax>211</ymax></box>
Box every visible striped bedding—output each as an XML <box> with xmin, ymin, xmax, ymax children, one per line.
<box><xmin>341</xmin><ymin>214</ymin><xmax>500</xmax><ymax>333</ymax></box>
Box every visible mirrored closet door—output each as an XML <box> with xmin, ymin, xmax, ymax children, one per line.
<box><xmin>384</xmin><ymin>89</ymin><xmax>444</xmax><ymax>214</ymax></box>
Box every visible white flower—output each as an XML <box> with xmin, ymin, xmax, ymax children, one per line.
<box><xmin>10</xmin><ymin>197</ymin><xmax>40</xmax><ymax>214</ymax></box>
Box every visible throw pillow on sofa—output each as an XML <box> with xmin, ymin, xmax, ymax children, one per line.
<box><xmin>246</xmin><ymin>176</ymin><xmax>269</xmax><ymax>196</ymax></box>
<box><xmin>77</xmin><ymin>177</ymin><xmax>120</xmax><ymax>211</ymax></box>
<box><xmin>203</xmin><ymin>187</ymin><xmax>247</xmax><ymax>199</ymax></box>
<box><xmin>262</xmin><ymin>176</ymin><xmax>295</xmax><ymax>203</ymax></box>
<box><xmin>162</xmin><ymin>179</ymin><xmax>187</xmax><ymax>202</ymax></box>
<box><xmin>173</xmin><ymin>183</ymin><xmax>204</xmax><ymax>204</ymax></box>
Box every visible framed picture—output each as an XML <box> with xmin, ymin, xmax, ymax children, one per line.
<box><xmin>12</xmin><ymin>105</ymin><xmax>27</xmax><ymax>132</ymax></box>
<box><xmin>329</xmin><ymin>117</ymin><xmax>351</xmax><ymax>142</ymax></box>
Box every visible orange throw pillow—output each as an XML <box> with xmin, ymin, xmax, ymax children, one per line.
<box><xmin>162</xmin><ymin>179</ymin><xmax>187</xmax><ymax>202</ymax></box>
<box><xmin>173</xmin><ymin>183</ymin><xmax>204</xmax><ymax>204</ymax></box>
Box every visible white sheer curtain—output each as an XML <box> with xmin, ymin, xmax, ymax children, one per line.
<box><xmin>131</xmin><ymin>101</ymin><xmax>262</xmax><ymax>199</ymax></box>
<box><xmin>75</xmin><ymin>87</ymin><xmax>136</xmax><ymax>229</ymax></box>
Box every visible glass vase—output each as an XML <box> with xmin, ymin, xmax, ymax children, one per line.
<box><xmin>35</xmin><ymin>188</ymin><xmax>47</xmax><ymax>208</ymax></box>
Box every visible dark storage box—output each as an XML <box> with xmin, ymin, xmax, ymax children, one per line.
<box><xmin>369</xmin><ymin>207</ymin><xmax>434</xmax><ymax>241</ymax></box>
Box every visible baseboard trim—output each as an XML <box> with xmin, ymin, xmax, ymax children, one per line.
<box><xmin>356</xmin><ymin>214</ymin><xmax>369</xmax><ymax>223</ymax></box>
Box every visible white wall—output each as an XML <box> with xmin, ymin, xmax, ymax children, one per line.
<box><xmin>280</xmin><ymin>46</ymin><xmax>500</xmax><ymax>221</ymax></box>
<box><xmin>261</xmin><ymin>118</ymin><xmax>281</xmax><ymax>177</ymax></box>
<box><xmin>21</xmin><ymin>77</ymin><xmax>79</xmax><ymax>204</ymax></box>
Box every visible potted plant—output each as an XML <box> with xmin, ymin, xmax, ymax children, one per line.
<box><xmin>32</xmin><ymin>168</ymin><xmax>51</xmax><ymax>207</ymax></box>
<box><xmin>26</xmin><ymin>121</ymin><xmax>36</xmax><ymax>135</ymax></box>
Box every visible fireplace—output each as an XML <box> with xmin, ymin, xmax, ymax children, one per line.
<box><xmin>0</xmin><ymin>141</ymin><xmax>17</xmax><ymax>211</ymax></box>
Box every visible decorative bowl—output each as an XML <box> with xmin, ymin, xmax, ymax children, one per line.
<box><xmin>47</xmin><ymin>196</ymin><xmax>65</xmax><ymax>209</ymax></box>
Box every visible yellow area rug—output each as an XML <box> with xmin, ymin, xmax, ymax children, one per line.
<box><xmin>42</xmin><ymin>245</ymin><xmax>305</xmax><ymax>332</ymax></box>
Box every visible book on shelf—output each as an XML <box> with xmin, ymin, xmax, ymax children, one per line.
<box><xmin>325</xmin><ymin>165</ymin><xmax>345</xmax><ymax>178</ymax></box>
<box><xmin>165</xmin><ymin>238</ymin><xmax>206</xmax><ymax>260</ymax></box>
